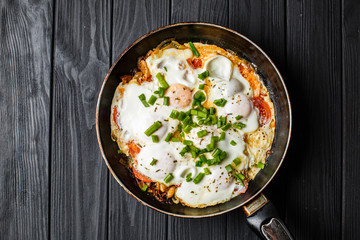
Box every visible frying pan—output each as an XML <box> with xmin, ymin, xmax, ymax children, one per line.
<box><xmin>96</xmin><ymin>23</ymin><xmax>292</xmax><ymax>239</ymax></box>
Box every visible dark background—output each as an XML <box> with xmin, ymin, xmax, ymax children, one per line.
<box><xmin>1</xmin><ymin>0</ymin><xmax>359</xmax><ymax>239</ymax></box>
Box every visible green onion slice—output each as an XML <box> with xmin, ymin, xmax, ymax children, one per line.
<box><xmin>197</xmin><ymin>130</ymin><xmax>208</xmax><ymax>138</ymax></box>
<box><xmin>188</xmin><ymin>42</ymin><xmax>200</xmax><ymax>57</ymax></box>
<box><xmin>230</xmin><ymin>140</ymin><xmax>237</xmax><ymax>146</ymax></box>
<box><xmin>198</xmin><ymin>70</ymin><xmax>209</xmax><ymax>80</ymax></box>
<box><xmin>144</xmin><ymin>121</ymin><xmax>162</xmax><ymax>136</ymax></box>
<box><xmin>156</xmin><ymin>73</ymin><xmax>169</xmax><ymax>89</ymax></box>
<box><xmin>141</xmin><ymin>184</ymin><xmax>148</xmax><ymax>191</ymax></box>
<box><xmin>183</xmin><ymin>140</ymin><xmax>193</xmax><ymax>146</ymax></box>
<box><xmin>225</xmin><ymin>164</ymin><xmax>233</xmax><ymax>172</ymax></box>
<box><xmin>148</xmin><ymin>95</ymin><xmax>157</xmax><ymax>105</ymax></box>
<box><xmin>233</xmin><ymin>157</ymin><xmax>241</xmax><ymax>165</ymax></box>
<box><xmin>152</xmin><ymin>135</ymin><xmax>159</xmax><ymax>143</ymax></box>
<box><xmin>150</xmin><ymin>158</ymin><xmax>158</xmax><ymax>166</ymax></box>
<box><xmin>257</xmin><ymin>162</ymin><xmax>265</xmax><ymax>169</ymax></box>
<box><xmin>165</xmin><ymin>133</ymin><xmax>172</xmax><ymax>142</ymax></box>
<box><xmin>164</xmin><ymin>173</ymin><xmax>174</xmax><ymax>183</ymax></box>
<box><xmin>193</xmin><ymin>172</ymin><xmax>205</xmax><ymax>184</ymax></box>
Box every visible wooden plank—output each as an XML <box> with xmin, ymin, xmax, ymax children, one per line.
<box><xmin>0</xmin><ymin>0</ymin><xmax>52</xmax><ymax>239</ymax></box>
<box><xmin>171</xmin><ymin>0</ymin><xmax>228</xmax><ymax>25</ymax></box>
<box><xmin>50</xmin><ymin>0</ymin><xmax>111</xmax><ymax>239</ymax></box>
<box><xmin>342</xmin><ymin>0</ymin><xmax>360</xmax><ymax>239</ymax></box>
<box><xmin>285</xmin><ymin>0</ymin><xmax>342</xmax><ymax>239</ymax></box>
<box><xmin>227</xmin><ymin>1</ymin><xmax>287</xmax><ymax>239</ymax></box>
<box><xmin>167</xmin><ymin>1</ymin><xmax>229</xmax><ymax>240</ymax></box>
<box><xmin>108</xmin><ymin>1</ymin><xmax>169</xmax><ymax>240</ymax></box>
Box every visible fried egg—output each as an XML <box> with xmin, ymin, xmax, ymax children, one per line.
<box><xmin>110</xmin><ymin>41</ymin><xmax>275</xmax><ymax>208</ymax></box>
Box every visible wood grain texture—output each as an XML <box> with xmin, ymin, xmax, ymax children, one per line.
<box><xmin>0</xmin><ymin>0</ymin><xmax>52</xmax><ymax>239</ymax></box>
<box><xmin>170</xmin><ymin>0</ymin><xmax>229</xmax><ymax>25</ymax></box>
<box><xmin>108</xmin><ymin>1</ymin><xmax>169</xmax><ymax>240</ymax></box>
<box><xmin>285</xmin><ymin>0</ymin><xmax>342</xmax><ymax>239</ymax></box>
<box><xmin>342</xmin><ymin>0</ymin><xmax>360</xmax><ymax>239</ymax></box>
<box><xmin>228</xmin><ymin>1</ymin><xmax>287</xmax><ymax>239</ymax></box>
<box><xmin>168</xmin><ymin>1</ymin><xmax>229</xmax><ymax>240</ymax></box>
<box><xmin>50</xmin><ymin>0</ymin><xmax>111</xmax><ymax>239</ymax></box>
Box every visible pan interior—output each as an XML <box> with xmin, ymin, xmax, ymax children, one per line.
<box><xmin>97</xmin><ymin>23</ymin><xmax>291</xmax><ymax>217</ymax></box>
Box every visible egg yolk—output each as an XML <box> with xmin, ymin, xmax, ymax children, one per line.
<box><xmin>165</xmin><ymin>84</ymin><xmax>192</xmax><ymax>109</ymax></box>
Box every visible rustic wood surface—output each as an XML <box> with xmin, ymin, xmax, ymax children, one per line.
<box><xmin>1</xmin><ymin>0</ymin><xmax>359</xmax><ymax>239</ymax></box>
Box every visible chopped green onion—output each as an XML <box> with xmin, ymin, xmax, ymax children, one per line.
<box><xmin>177</xmin><ymin>124</ymin><xmax>183</xmax><ymax>131</ymax></box>
<box><xmin>180</xmin><ymin>132</ymin><xmax>185</xmax><ymax>138</ymax></box>
<box><xmin>219</xmin><ymin>132</ymin><xmax>225</xmax><ymax>141</ymax></box>
<box><xmin>164</xmin><ymin>66</ymin><xmax>167</xmax><ymax>72</ymax></box>
<box><xmin>211</xmin><ymin>115</ymin><xmax>218</xmax><ymax>125</ymax></box>
<box><xmin>233</xmin><ymin>122</ymin><xmax>246</xmax><ymax>129</ymax></box>
<box><xmin>206</xmin><ymin>143</ymin><xmax>215</xmax><ymax>152</ymax></box>
<box><xmin>211</xmin><ymin>136</ymin><xmax>219</xmax><ymax>145</ymax></box>
<box><xmin>193</xmin><ymin>172</ymin><xmax>205</xmax><ymax>184</ymax></box>
<box><xmin>163</xmin><ymin>96</ymin><xmax>169</xmax><ymax>106</ymax></box>
<box><xmin>235</xmin><ymin>115</ymin><xmax>243</xmax><ymax>120</ymax></box>
<box><xmin>156</xmin><ymin>73</ymin><xmax>169</xmax><ymax>89</ymax></box>
<box><xmin>220</xmin><ymin>116</ymin><xmax>227</xmax><ymax>126</ymax></box>
<box><xmin>197</xmin><ymin>111</ymin><xmax>207</xmax><ymax>118</ymax></box>
<box><xmin>214</xmin><ymin>98</ymin><xmax>227</xmax><ymax>107</ymax></box>
<box><xmin>183</xmin><ymin>125</ymin><xmax>192</xmax><ymax>133</ymax></box>
<box><xmin>212</xmin><ymin>148</ymin><xmax>222</xmax><ymax>157</ymax></box>
<box><xmin>164</xmin><ymin>173</ymin><xmax>174</xmax><ymax>183</ymax></box>
<box><xmin>158</xmin><ymin>87</ymin><xmax>165</xmax><ymax>97</ymax></box>
<box><xmin>141</xmin><ymin>184</ymin><xmax>148</xmax><ymax>191</ymax></box>
<box><xmin>198</xmin><ymin>70</ymin><xmax>209</xmax><ymax>80</ymax></box>
<box><xmin>191</xmin><ymin>150</ymin><xmax>198</xmax><ymax>158</ymax></box>
<box><xmin>199</xmin><ymin>155</ymin><xmax>207</xmax><ymax>163</ymax></box>
<box><xmin>204</xmin><ymin>168</ymin><xmax>211</xmax><ymax>175</ymax></box>
<box><xmin>183</xmin><ymin>140</ymin><xmax>193</xmax><ymax>146</ymax></box>
<box><xmin>148</xmin><ymin>95</ymin><xmax>157</xmax><ymax>105</ymax></box>
<box><xmin>233</xmin><ymin>157</ymin><xmax>241</xmax><ymax>165</ymax></box>
<box><xmin>117</xmin><ymin>149</ymin><xmax>123</xmax><ymax>154</ymax></box>
<box><xmin>219</xmin><ymin>151</ymin><xmax>227</xmax><ymax>160</ymax></box>
<box><xmin>198</xmin><ymin>120</ymin><xmax>204</xmax><ymax>125</ymax></box>
<box><xmin>199</xmin><ymin>149</ymin><xmax>207</xmax><ymax>154</ymax></box>
<box><xmin>257</xmin><ymin>162</ymin><xmax>265</xmax><ymax>169</ymax></box>
<box><xmin>144</xmin><ymin>121</ymin><xmax>162</xmax><ymax>136</ymax></box>
<box><xmin>190</xmin><ymin>109</ymin><xmax>198</xmax><ymax>115</ymax></box>
<box><xmin>238</xmin><ymin>172</ymin><xmax>245</xmax><ymax>180</ymax></box>
<box><xmin>178</xmin><ymin>111</ymin><xmax>187</xmax><ymax>121</ymax></box>
<box><xmin>150</xmin><ymin>158</ymin><xmax>158</xmax><ymax>166</ymax></box>
<box><xmin>222</xmin><ymin>123</ymin><xmax>231</xmax><ymax>131</ymax></box>
<box><xmin>138</xmin><ymin>94</ymin><xmax>150</xmax><ymax>107</ymax></box>
<box><xmin>165</xmin><ymin>133</ymin><xmax>172</xmax><ymax>142</ymax></box>
<box><xmin>170</xmin><ymin>110</ymin><xmax>179</xmax><ymax>119</ymax></box>
<box><xmin>230</xmin><ymin>140</ymin><xmax>237</xmax><ymax>146</ymax></box>
<box><xmin>188</xmin><ymin>42</ymin><xmax>200</xmax><ymax>57</ymax></box>
<box><xmin>194</xmin><ymin>91</ymin><xmax>206</xmax><ymax>102</ymax></box>
<box><xmin>186</xmin><ymin>172</ymin><xmax>192</xmax><ymax>182</ymax></box>
<box><xmin>138</xmin><ymin>93</ymin><xmax>146</xmax><ymax>100</ymax></box>
<box><xmin>152</xmin><ymin>135</ymin><xmax>159</xmax><ymax>143</ymax></box>
<box><xmin>199</xmin><ymin>84</ymin><xmax>205</xmax><ymax>90</ymax></box>
<box><xmin>171</xmin><ymin>137</ymin><xmax>180</xmax><ymax>142</ymax></box>
<box><xmin>197</xmin><ymin>130</ymin><xmax>208</xmax><ymax>138</ymax></box>
<box><xmin>225</xmin><ymin>164</ymin><xmax>233</xmax><ymax>172</ymax></box>
<box><xmin>180</xmin><ymin>146</ymin><xmax>190</xmax><ymax>156</ymax></box>
<box><xmin>195</xmin><ymin>160</ymin><xmax>202</xmax><ymax>167</ymax></box>
<box><xmin>209</xmin><ymin>107</ymin><xmax>216</xmax><ymax>115</ymax></box>
<box><xmin>182</xmin><ymin>116</ymin><xmax>192</xmax><ymax>126</ymax></box>
<box><xmin>154</xmin><ymin>90</ymin><xmax>159</xmax><ymax>94</ymax></box>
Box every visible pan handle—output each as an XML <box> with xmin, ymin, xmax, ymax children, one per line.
<box><xmin>243</xmin><ymin>193</ymin><xmax>294</xmax><ymax>240</ymax></box>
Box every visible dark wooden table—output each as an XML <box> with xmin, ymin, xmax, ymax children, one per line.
<box><xmin>1</xmin><ymin>0</ymin><xmax>359</xmax><ymax>239</ymax></box>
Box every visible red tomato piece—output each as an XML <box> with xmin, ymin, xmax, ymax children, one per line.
<box><xmin>252</xmin><ymin>97</ymin><xmax>272</xmax><ymax>126</ymax></box>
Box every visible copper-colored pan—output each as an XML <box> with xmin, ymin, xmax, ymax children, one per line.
<box><xmin>96</xmin><ymin>23</ymin><xmax>293</xmax><ymax>239</ymax></box>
